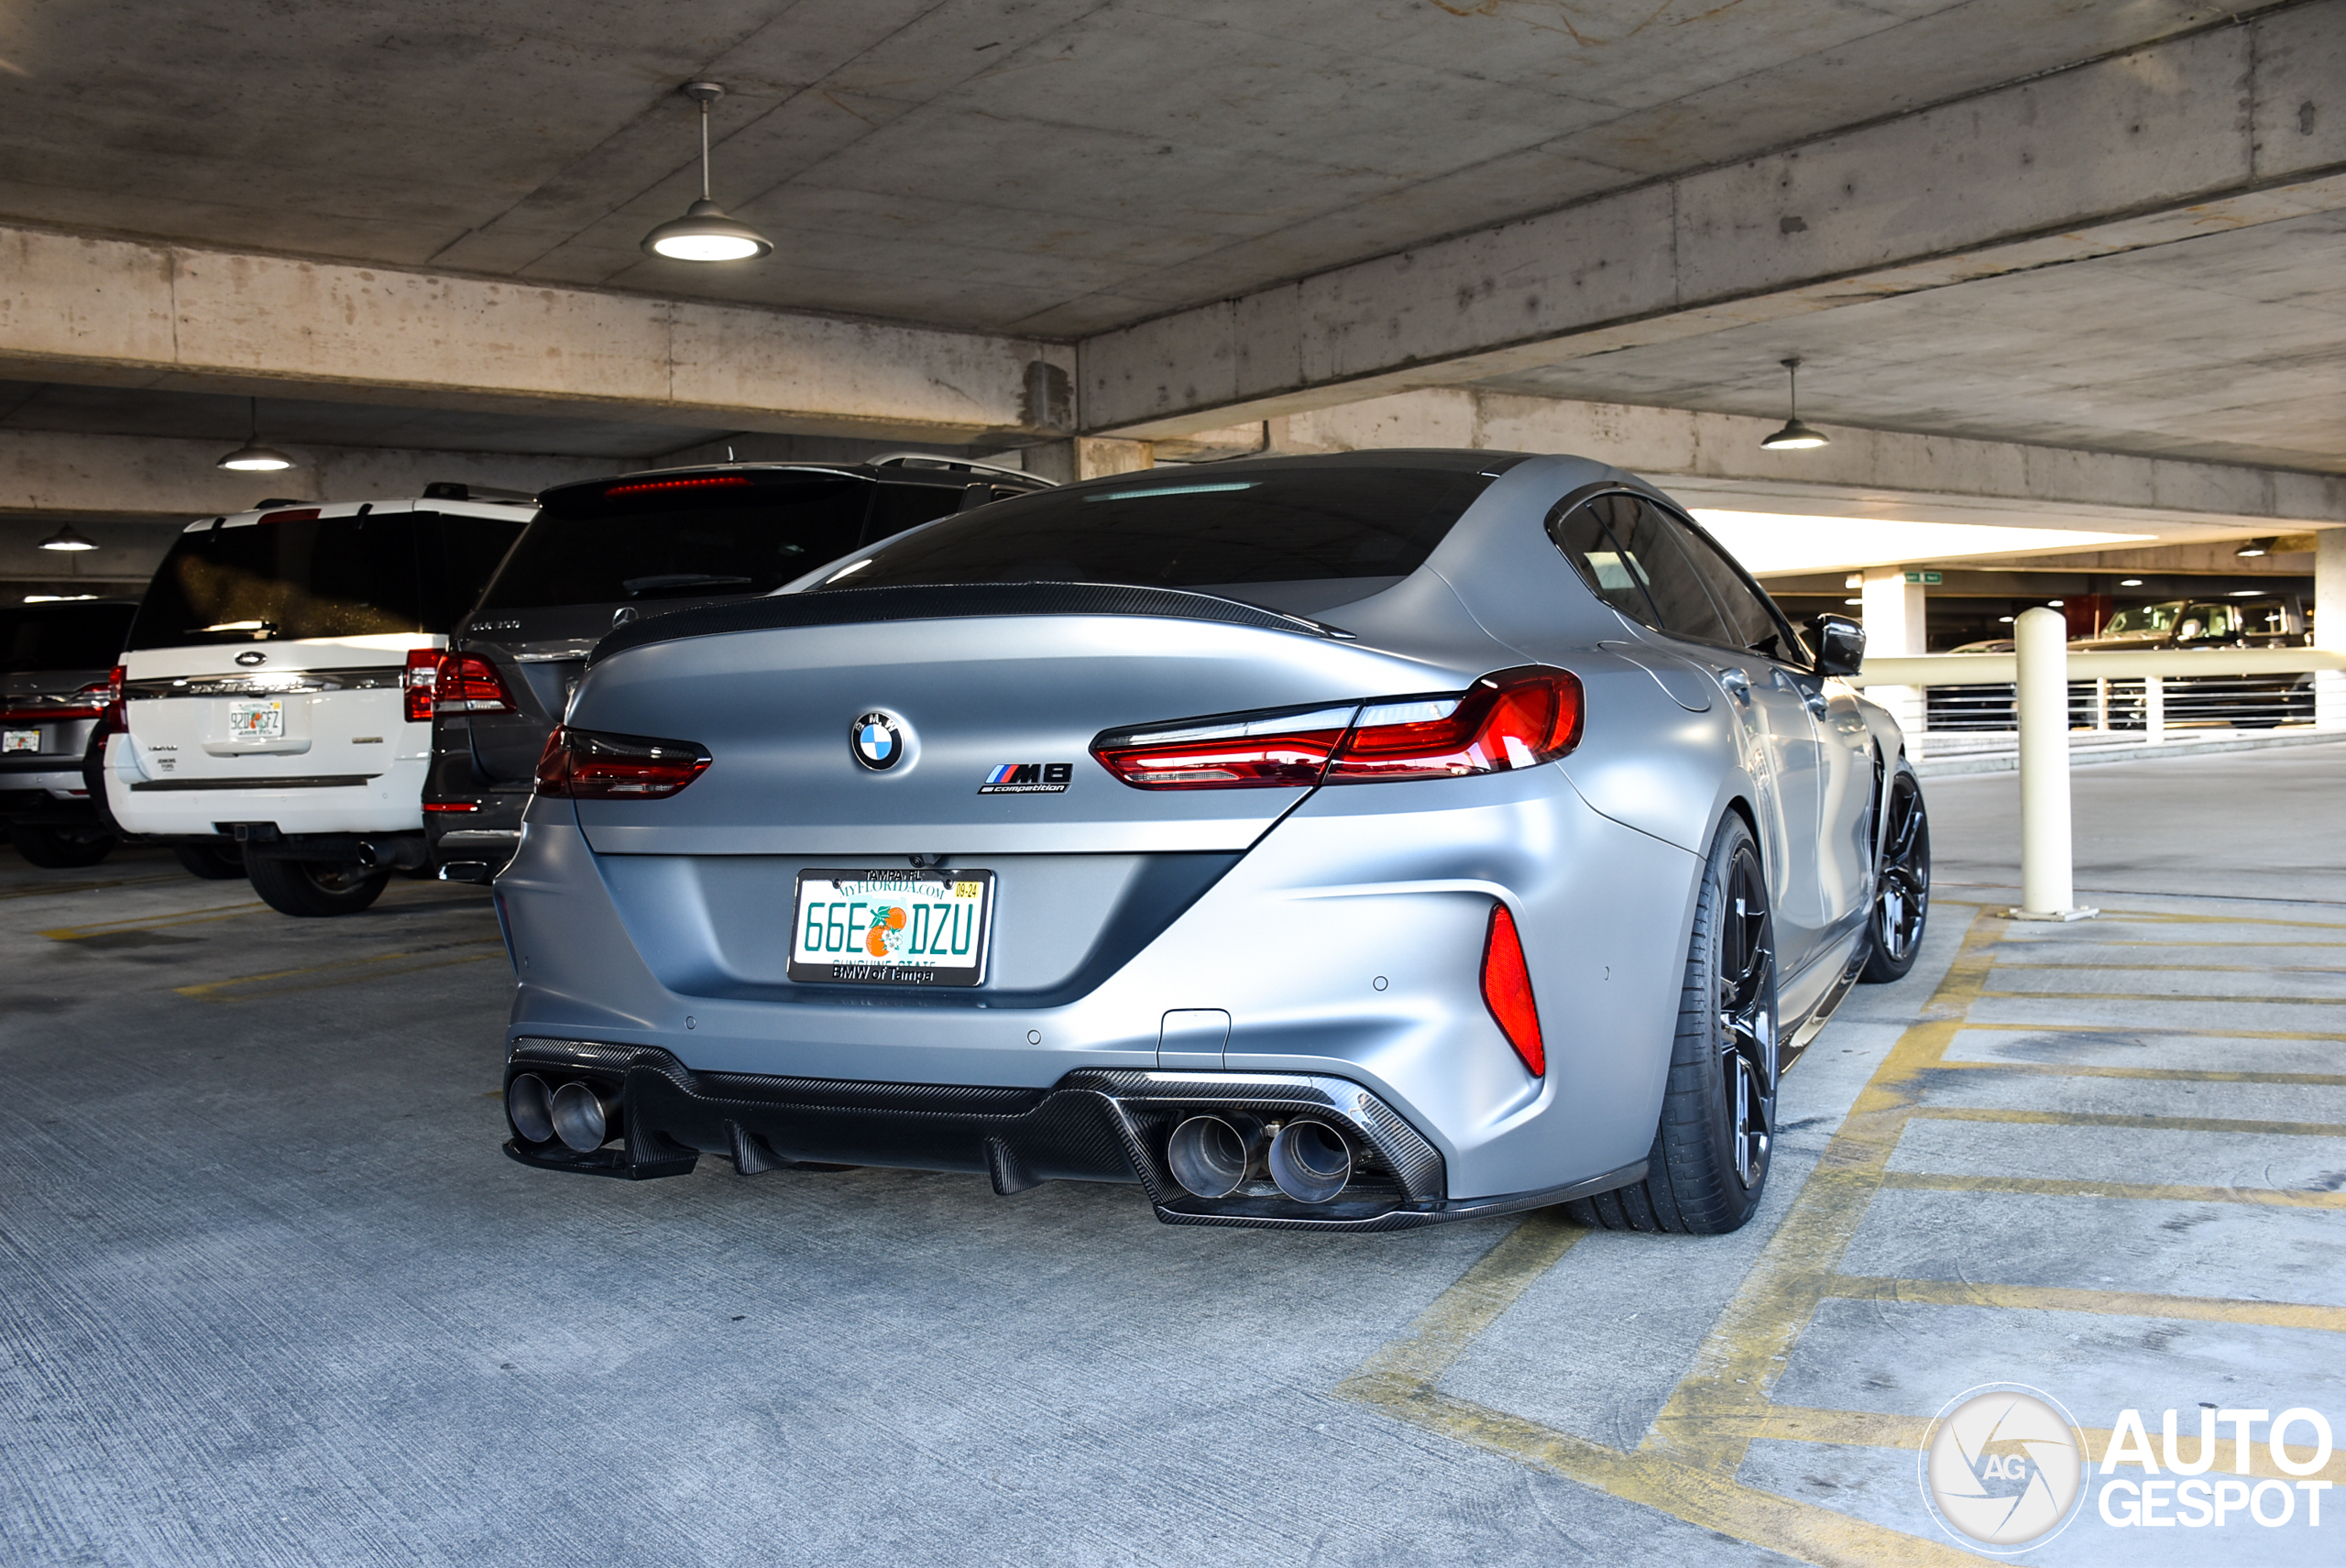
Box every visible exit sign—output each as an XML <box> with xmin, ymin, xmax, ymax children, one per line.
<box><xmin>1904</xmin><ymin>570</ymin><xmax>1943</xmax><ymax>585</ymax></box>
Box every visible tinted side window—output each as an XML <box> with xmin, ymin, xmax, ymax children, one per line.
<box><xmin>421</xmin><ymin>512</ymin><xmax>529</xmax><ymax>631</ymax></box>
<box><xmin>1664</xmin><ymin>510</ymin><xmax>1794</xmax><ymax>659</ymax></box>
<box><xmin>1550</xmin><ymin>495</ymin><xmax>1732</xmax><ymax>646</ymax></box>
<box><xmin>862</xmin><ymin>481</ymin><xmax>966</xmax><ymax>546</ymax></box>
<box><xmin>2</xmin><ymin>604</ymin><xmax>137</xmax><ymax>672</ymax></box>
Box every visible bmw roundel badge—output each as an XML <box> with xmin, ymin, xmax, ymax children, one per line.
<box><xmin>851</xmin><ymin>711</ymin><xmax>907</xmax><ymax>772</ymax></box>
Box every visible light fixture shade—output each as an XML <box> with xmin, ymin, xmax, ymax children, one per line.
<box><xmin>642</xmin><ymin>198</ymin><xmax>773</xmax><ymax>262</ymax></box>
<box><xmin>217</xmin><ymin>440</ymin><xmax>295</xmax><ymax>472</ymax></box>
<box><xmin>2233</xmin><ymin>538</ymin><xmax>2271</xmax><ymax>558</ymax></box>
<box><xmin>38</xmin><ymin>523</ymin><xmax>98</xmax><ymax>552</ymax></box>
<box><xmin>1760</xmin><ymin>418</ymin><xmax>1829</xmax><ymax>451</ymax></box>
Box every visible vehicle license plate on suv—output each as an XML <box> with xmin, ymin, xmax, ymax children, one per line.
<box><xmin>2</xmin><ymin>729</ymin><xmax>38</xmax><ymax>754</ymax></box>
<box><xmin>227</xmin><ymin>699</ymin><xmax>284</xmax><ymax>740</ymax></box>
<box><xmin>788</xmin><ymin>869</ymin><xmax>994</xmax><ymax>986</ymax></box>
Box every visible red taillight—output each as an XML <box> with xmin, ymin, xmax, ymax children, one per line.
<box><xmin>600</xmin><ymin>475</ymin><xmax>753</xmax><ymax>500</ymax></box>
<box><xmin>0</xmin><ymin>677</ymin><xmax>118</xmax><ymax>726</ymax></box>
<box><xmin>1327</xmin><ymin>668</ymin><xmax>1583</xmax><ymax>783</ymax></box>
<box><xmin>422</xmin><ymin>801</ymin><xmax>479</xmax><ymax>813</ymax></box>
<box><xmin>1480</xmin><ymin>902</ymin><xmax>1544</xmax><ymax>1078</ymax></box>
<box><xmin>403</xmin><ymin>647</ymin><xmax>440</xmax><ymax>722</ymax></box>
<box><xmin>104</xmin><ymin>664</ymin><xmax>125</xmax><ymax>729</ymax></box>
<box><xmin>1091</xmin><ymin>667</ymin><xmax>1584</xmax><ymax>791</ymax></box>
<box><xmin>1090</xmin><ymin>704</ymin><xmax>1356</xmax><ymax>789</ymax></box>
<box><xmin>433</xmin><ymin>652</ymin><xmax>517</xmax><ymax>714</ymax></box>
<box><xmin>534</xmin><ymin>725</ymin><xmax>711</xmax><ymax>799</ymax></box>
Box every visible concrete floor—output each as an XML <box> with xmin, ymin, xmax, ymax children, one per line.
<box><xmin>2</xmin><ymin>744</ymin><xmax>2341</xmax><ymax>1566</ymax></box>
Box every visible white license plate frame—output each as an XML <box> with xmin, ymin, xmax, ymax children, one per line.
<box><xmin>787</xmin><ymin>869</ymin><xmax>995</xmax><ymax>987</ymax></box>
<box><xmin>1</xmin><ymin>728</ymin><xmax>39</xmax><ymax>754</ymax></box>
<box><xmin>226</xmin><ymin>698</ymin><xmax>284</xmax><ymax>740</ymax></box>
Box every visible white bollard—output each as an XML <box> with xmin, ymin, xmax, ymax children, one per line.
<box><xmin>2012</xmin><ymin>608</ymin><xmax>2096</xmax><ymax>922</ymax></box>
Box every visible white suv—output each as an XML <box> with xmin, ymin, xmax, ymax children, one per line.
<box><xmin>104</xmin><ymin>489</ymin><xmax>532</xmax><ymax>915</ymax></box>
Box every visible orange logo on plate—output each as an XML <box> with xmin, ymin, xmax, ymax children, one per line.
<box><xmin>863</xmin><ymin>905</ymin><xmax>909</xmax><ymax>958</ymax></box>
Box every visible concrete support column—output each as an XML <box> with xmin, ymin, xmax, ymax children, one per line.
<box><xmin>1023</xmin><ymin>438</ymin><xmax>1153</xmax><ymax>486</ymax></box>
<box><xmin>1859</xmin><ymin>567</ymin><xmax>1928</xmax><ymax>752</ymax></box>
<box><xmin>2317</xmin><ymin>527</ymin><xmax>2346</xmax><ymax>732</ymax></box>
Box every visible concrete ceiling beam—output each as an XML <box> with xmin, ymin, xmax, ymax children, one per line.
<box><xmin>1081</xmin><ymin>4</ymin><xmax>2346</xmax><ymax>438</ymax></box>
<box><xmin>0</xmin><ymin>427</ymin><xmax>619</xmax><ymax>523</ymax></box>
<box><xmin>0</xmin><ymin>225</ymin><xmax>1078</xmax><ymax>448</ymax></box>
<box><xmin>1262</xmin><ymin>389</ymin><xmax>2346</xmax><ymax>538</ymax></box>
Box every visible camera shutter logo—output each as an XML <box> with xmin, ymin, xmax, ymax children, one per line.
<box><xmin>1920</xmin><ymin>1385</ymin><xmax>2088</xmax><ymax>1551</ymax></box>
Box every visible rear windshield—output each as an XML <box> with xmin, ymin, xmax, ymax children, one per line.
<box><xmin>478</xmin><ymin>472</ymin><xmax>970</xmax><ymax>610</ymax></box>
<box><xmin>817</xmin><ymin>464</ymin><xmax>1507</xmax><ymax>598</ymax></box>
<box><xmin>1</xmin><ymin>603</ymin><xmax>137</xmax><ymax>673</ymax></box>
<box><xmin>126</xmin><ymin>510</ymin><xmax>524</xmax><ymax>650</ymax></box>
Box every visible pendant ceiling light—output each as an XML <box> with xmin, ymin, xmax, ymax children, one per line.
<box><xmin>216</xmin><ymin>397</ymin><xmax>296</xmax><ymax>472</ymax></box>
<box><xmin>1759</xmin><ymin>357</ymin><xmax>1829</xmax><ymax>451</ymax></box>
<box><xmin>38</xmin><ymin>522</ymin><xmax>98</xmax><ymax>552</ymax></box>
<box><xmin>641</xmin><ymin>82</ymin><xmax>773</xmax><ymax>263</ymax></box>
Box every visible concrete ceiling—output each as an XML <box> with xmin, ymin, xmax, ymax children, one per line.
<box><xmin>0</xmin><ymin>0</ymin><xmax>2272</xmax><ymax>342</ymax></box>
<box><xmin>1474</xmin><ymin>209</ymin><xmax>2346</xmax><ymax>474</ymax></box>
<box><xmin>0</xmin><ymin>382</ymin><xmax>725</xmax><ymax>459</ymax></box>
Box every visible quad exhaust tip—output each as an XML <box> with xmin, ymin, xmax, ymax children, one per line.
<box><xmin>1167</xmin><ymin>1112</ymin><xmax>1354</xmax><ymax>1204</ymax></box>
<box><xmin>508</xmin><ymin>1072</ymin><xmax>618</xmax><ymax>1154</ymax></box>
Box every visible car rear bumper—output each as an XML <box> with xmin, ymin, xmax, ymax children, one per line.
<box><xmin>499</xmin><ymin>1036</ymin><xmax>1643</xmax><ymax>1231</ymax></box>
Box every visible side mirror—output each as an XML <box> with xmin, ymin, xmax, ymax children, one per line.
<box><xmin>1814</xmin><ymin>614</ymin><xmax>1866</xmax><ymax>677</ymax></box>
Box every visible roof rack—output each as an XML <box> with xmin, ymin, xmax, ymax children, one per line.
<box><xmin>868</xmin><ymin>453</ymin><xmax>1049</xmax><ymax>485</ymax></box>
<box><xmin>422</xmin><ymin>481</ymin><xmax>538</xmax><ymax>504</ymax></box>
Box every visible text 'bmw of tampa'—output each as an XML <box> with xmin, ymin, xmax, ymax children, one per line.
<box><xmin>494</xmin><ymin>450</ymin><xmax>1932</xmax><ymax>1232</ymax></box>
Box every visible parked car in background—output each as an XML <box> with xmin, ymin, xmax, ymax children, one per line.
<box><xmin>0</xmin><ymin>598</ymin><xmax>138</xmax><ymax>867</ymax></box>
<box><xmin>424</xmin><ymin>455</ymin><xmax>1049</xmax><ymax>880</ymax></box>
<box><xmin>103</xmin><ymin>488</ymin><xmax>532</xmax><ymax>914</ymax></box>
<box><xmin>491</xmin><ymin>452</ymin><xmax>1930</xmax><ymax>1236</ymax></box>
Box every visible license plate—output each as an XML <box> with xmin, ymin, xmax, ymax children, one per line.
<box><xmin>1</xmin><ymin>729</ymin><xmax>38</xmax><ymax>754</ymax></box>
<box><xmin>787</xmin><ymin>869</ymin><xmax>994</xmax><ymax>986</ymax></box>
<box><xmin>227</xmin><ymin>699</ymin><xmax>284</xmax><ymax>740</ymax></box>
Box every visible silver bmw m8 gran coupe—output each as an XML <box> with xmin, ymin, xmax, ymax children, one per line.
<box><xmin>493</xmin><ymin>450</ymin><xmax>1931</xmax><ymax>1233</ymax></box>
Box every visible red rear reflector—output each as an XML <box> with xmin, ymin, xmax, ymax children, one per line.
<box><xmin>1091</xmin><ymin>667</ymin><xmax>1583</xmax><ymax>791</ymax></box>
<box><xmin>600</xmin><ymin>475</ymin><xmax>754</xmax><ymax>499</ymax></box>
<box><xmin>257</xmin><ymin>508</ymin><xmax>322</xmax><ymax>524</ymax></box>
<box><xmin>433</xmin><ymin>652</ymin><xmax>518</xmax><ymax>714</ymax></box>
<box><xmin>1480</xmin><ymin>902</ymin><xmax>1544</xmax><ymax>1077</ymax></box>
<box><xmin>422</xmin><ymin>801</ymin><xmax>479</xmax><ymax>813</ymax></box>
<box><xmin>534</xmin><ymin>725</ymin><xmax>711</xmax><ymax>799</ymax></box>
<box><xmin>403</xmin><ymin>647</ymin><xmax>440</xmax><ymax>722</ymax></box>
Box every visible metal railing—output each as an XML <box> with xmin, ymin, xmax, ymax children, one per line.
<box><xmin>1848</xmin><ymin>622</ymin><xmax>2346</xmax><ymax>917</ymax></box>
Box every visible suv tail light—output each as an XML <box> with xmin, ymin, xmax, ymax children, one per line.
<box><xmin>0</xmin><ymin>677</ymin><xmax>113</xmax><ymax>724</ymax></box>
<box><xmin>1479</xmin><ymin>903</ymin><xmax>1545</xmax><ymax>1077</ymax></box>
<box><xmin>434</xmin><ymin>652</ymin><xmax>518</xmax><ymax>714</ymax></box>
<box><xmin>103</xmin><ymin>665</ymin><xmax>125</xmax><ymax>729</ymax></box>
<box><xmin>404</xmin><ymin>647</ymin><xmax>440</xmax><ymax>722</ymax></box>
<box><xmin>1092</xmin><ymin>667</ymin><xmax>1584</xmax><ymax>790</ymax></box>
<box><xmin>535</xmin><ymin>726</ymin><xmax>711</xmax><ymax>799</ymax></box>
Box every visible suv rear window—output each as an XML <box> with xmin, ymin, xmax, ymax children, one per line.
<box><xmin>819</xmin><ymin>463</ymin><xmax>1507</xmax><ymax>598</ymax></box>
<box><xmin>478</xmin><ymin>472</ymin><xmax>968</xmax><ymax>610</ymax></box>
<box><xmin>126</xmin><ymin>510</ymin><xmax>524</xmax><ymax>650</ymax></box>
<box><xmin>1</xmin><ymin>602</ymin><xmax>137</xmax><ymax>672</ymax></box>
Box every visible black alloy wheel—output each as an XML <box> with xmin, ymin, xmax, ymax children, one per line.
<box><xmin>6</xmin><ymin>825</ymin><xmax>115</xmax><ymax>869</ymax></box>
<box><xmin>1859</xmin><ymin>760</ymin><xmax>1930</xmax><ymax>984</ymax></box>
<box><xmin>246</xmin><ymin>855</ymin><xmax>390</xmax><ymax>917</ymax></box>
<box><xmin>1566</xmin><ymin>812</ymin><xmax>1777</xmax><ymax>1235</ymax></box>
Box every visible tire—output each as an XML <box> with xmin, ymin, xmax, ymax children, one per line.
<box><xmin>174</xmin><ymin>842</ymin><xmax>247</xmax><ymax>881</ymax></box>
<box><xmin>1858</xmin><ymin>759</ymin><xmax>1931</xmax><ymax>984</ymax></box>
<box><xmin>7</xmin><ymin>825</ymin><xmax>116</xmax><ymax>869</ymax></box>
<box><xmin>1565</xmin><ymin>812</ymin><xmax>1776</xmax><ymax>1235</ymax></box>
<box><xmin>246</xmin><ymin>855</ymin><xmax>390</xmax><ymax>916</ymax></box>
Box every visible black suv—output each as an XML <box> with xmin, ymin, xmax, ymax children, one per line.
<box><xmin>1</xmin><ymin>598</ymin><xmax>137</xmax><ymax>867</ymax></box>
<box><xmin>424</xmin><ymin>456</ymin><xmax>1050</xmax><ymax>877</ymax></box>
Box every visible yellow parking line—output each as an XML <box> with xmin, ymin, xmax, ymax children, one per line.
<box><xmin>1977</xmin><ymin>988</ymin><xmax>2346</xmax><ymax>1005</ymax></box>
<box><xmin>1952</xmin><ymin>1021</ymin><xmax>2346</xmax><ymax>1043</ymax></box>
<box><xmin>1929</xmin><ymin>1060</ymin><xmax>2346</xmax><ymax>1086</ymax></box>
<box><xmin>1827</xmin><ymin>1276</ymin><xmax>2346</xmax><ymax>1335</ymax></box>
<box><xmin>1757</xmin><ymin>1406</ymin><xmax>2346</xmax><ymax>1486</ymax></box>
<box><xmin>1911</xmin><ymin>1104</ymin><xmax>2346</xmax><ymax>1138</ymax></box>
<box><xmin>1880</xmin><ymin>1170</ymin><xmax>2346</xmax><ymax>1210</ymax></box>
<box><xmin>174</xmin><ymin>939</ymin><xmax>503</xmax><ymax>1001</ymax></box>
<box><xmin>41</xmin><ymin>900</ymin><xmax>267</xmax><ymax>939</ymax></box>
<box><xmin>1336</xmin><ymin>1212</ymin><xmax>1583</xmax><ymax>1389</ymax></box>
